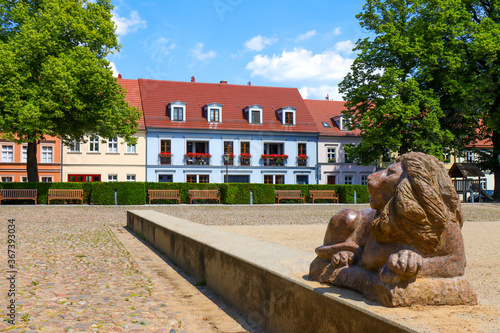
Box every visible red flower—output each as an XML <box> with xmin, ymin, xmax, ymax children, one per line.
<box><xmin>159</xmin><ymin>152</ymin><xmax>172</xmax><ymax>157</ymax></box>
<box><xmin>298</xmin><ymin>154</ymin><xmax>308</xmax><ymax>159</ymax></box>
<box><xmin>240</xmin><ymin>153</ymin><xmax>251</xmax><ymax>158</ymax></box>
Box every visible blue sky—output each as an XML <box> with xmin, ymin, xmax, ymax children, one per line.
<box><xmin>108</xmin><ymin>0</ymin><xmax>368</xmax><ymax>101</ymax></box>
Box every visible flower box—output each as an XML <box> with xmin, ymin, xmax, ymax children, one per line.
<box><xmin>261</xmin><ymin>154</ymin><xmax>288</xmax><ymax>159</ymax></box>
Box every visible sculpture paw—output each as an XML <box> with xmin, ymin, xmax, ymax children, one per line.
<box><xmin>331</xmin><ymin>250</ymin><xmax>357</xmax><ymax>268</ymax></box>
<box><xmin>388</xmin><ymin>249</ymin><xmax>423</xmax><ymax>277</ymax></box>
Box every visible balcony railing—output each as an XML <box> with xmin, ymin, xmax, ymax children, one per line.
<box><xmin>185</xmin><ymin>153</ymin><xmax>211</xmax><ymax>165</ymax></box>
<box><xmin>261</xmin><ymin>154</ymin><xmax>288</xmax><ymax>166</ymax></box>
<box><xmin>159</xmin><ymin>153</ymin><xmax>172</xmax><ymax>165</ymax></box>
<box><xmin>297</xmin><ymin>154</ymin><xmax>308</xmax><ymax>166</ymax></box>
<box><xmin>240</xmin><ymin>154</ymin><xmax>251</xmax><ymax>166</ymax></box>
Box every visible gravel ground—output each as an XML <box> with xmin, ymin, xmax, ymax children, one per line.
<box><xmin>0</xmin><ymin>203</ymin><xmax>498</xmax><ymax>332</ymax></box>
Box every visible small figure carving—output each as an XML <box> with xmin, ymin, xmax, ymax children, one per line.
<box><xmin>309</xmin><ymin>152</ymin><xmax>477</xmax><ymax>306</ymax></box>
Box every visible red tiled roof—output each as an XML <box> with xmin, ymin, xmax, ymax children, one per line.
<box><xmin>138</xmin><ymin>79</ymin><xmax>319</xmax><ymax>133</ymax></box>
<box><xmin>304</xmin><ymin>99</ymin><xmax>361</xmax><ymax>137</ymax></box>
<box><xmin>118</xmin><ymin>78</ymin><xmax>146</xmax><ymax>130</ymax></box>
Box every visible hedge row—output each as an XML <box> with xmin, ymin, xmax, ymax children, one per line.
<box><xmin>0</xmin><ymin>182</ymin><xmax>369</xmax><ymax>205</ymax></box>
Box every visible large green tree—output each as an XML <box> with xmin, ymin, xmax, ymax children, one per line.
<box><xmin>339</xmin><ymin>0</ymin><xmax>500</xmax><ymax>201</ymax></box>
<box><xmin>0</xmin><ymin>0</ymin><xmax>140</xmax><ymax>182</ymax></box>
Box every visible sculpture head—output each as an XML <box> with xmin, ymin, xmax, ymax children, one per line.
<box><xmin>369</xmin><ymin>152</ymin><xmax>463</xmax><ymax>255</ymax></box>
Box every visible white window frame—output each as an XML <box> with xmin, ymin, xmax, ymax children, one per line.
<box><xmin>40</xmin><ymin>176</ymin><xmax>53</xmax><ymax>183</ymax></box>
<box><xmin>89</xmin><ymin>136</ymin><xmax>100</xmax><ymax>153</ymax></box>
<box><xmin>126</xmin><ymin>142</ymin><xmax>137</xmax><ymax>154</ymax></box>
<box><xmin>340</xmin><ymin>116</ymin><xmax>351</xmax><ymax>131</ymax></box>
<box><xmin>108</xmin><ymin>174</ymin><xmax>118</xmax><ymax>182</ymax></box>
<box><xmin>2</xmin><ymin>145</ymin><xmax>13</xmax><ymax>162</ymax></box>
<box><xmin>204</xmin><ymin>103</ymin><xmax>223</xmax><ymax>123</ymax></box>
<box><xmin>126</xmin><ymin>174</ymin><xmax>136</xmax><ymax>182</ymax></box>
<box><xmin>108</xmin><ymin>138</ymin><xmax>118</xmax><ymax>153</ymax></box>
<box><xmin>41</xmin><ymin>146</ymin><xmax>53</xmax><ymax>163</ymax></box>
<box><xmin>344</xmin><ymin>175</ymin><xmax>353</xmax><ymax>185</ymax></box>
<box><xmin>244</xmin><ymin>105</ymin><xmax>263</xmax><ymax>124</ymax></box>
<box><xmin>1</xmin><ymin>176</ymin><xmax>13</xmax><ymax>182</ymax></box>
<box><xmin>21</xmin><ymin>176</ymin><xmax>28</xmax><ymax>183</ymax></box>
<box><xmin>277</xmin><ymin>106</ymin><xmax>296</xmax><ymax>126</ymax></box>
<box><xmin>361</xmin><ymin>175</ymin><xmax>369</xmax><ymax>186</ymax></box>
<box><xmin>69</xmin><ymin>140</ymin><xmax>81</xmax><ymax>153</ymax></box>
<box><xmin>168</xmin><ymin>101</ymin><xmax>187</xmax><ymax>122</ymax></box>
<box><xmin>22</xmin><ymin>146</ymin><xmax>27</xmax><ymax>162</ymax></box>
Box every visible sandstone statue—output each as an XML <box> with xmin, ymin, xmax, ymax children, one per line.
<box><xmin>309</xmin><ymin>152</ymin><xmax>477</xmax><ymax>306</ymax></box>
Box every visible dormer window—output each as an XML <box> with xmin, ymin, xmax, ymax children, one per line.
<box><xmin>276</xmin><ymin>106</ymin><xmax>296</xmax><ymax>126</ymax></box>
<box><xmin>203</xmin><ymin>103</ymin><xmax>223</xmax><ymax>123</ymax></box>
<box><xmin>332</xmin><ymin>115</ymin><xmax>351</xmax><ymax>131</ymax></box>
<box><xmin>168</xmin><ymin>101</ymin><xmax>187</xmax><ymax>122</ymax></box>
<box><xmin>244</xmin><ymin>105</ymin><xmax>263</xmax><ymax>124</ymax></box>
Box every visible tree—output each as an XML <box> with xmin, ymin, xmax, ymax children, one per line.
<box><xmin>339</xmin><ymin>0</ymin><xmax>500</xmax><ymax>201</ymax></box>
<box><xmin>0</xmin><ymin>0</ymin><xmax>140</xmax><ymax>182</ymax></box>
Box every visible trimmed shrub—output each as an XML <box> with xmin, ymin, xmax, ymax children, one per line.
<box><xmin>90</xmin><ymin>182</ymin><xmax>146</xmax><ymax>205</ymax></box>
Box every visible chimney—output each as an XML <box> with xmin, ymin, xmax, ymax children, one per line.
<box><xmin>191</xmin><ymin>76</ymin><xmax>195</xmax><ymax>82</ymax></box>
<box><xmin>220</xmin><ymin>80</ymin><xmax>227</xmax><ymax>84</ymax></box>
<box><xmin>326</xmin><ymin>94</ymin><xmax>329</xmax><ymax>100</ymax></box>
<box><xmin>248</xmin><ymin>81</ymin><xmax>251</xmax><ymax>86</ymax></box>
<box><xmin>118</xmin><ymin>74</ymin><xmax>122</xmax><ymax>79</ymax></box>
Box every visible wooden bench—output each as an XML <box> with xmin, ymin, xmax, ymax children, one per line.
<box><xmin>148</xmin><ymin>189</ymin><xmax>181</xmax><ymax>204</ymax></box>
<box><xmin>275</xmin><ymin>190</ymin><xmax>304</xmax><ymax>204</ymax></box>
<box><xmin>48</xmin><ymin>189</ymin><xmax>84</xmax><ymax>204</ymax></box>
<box><xmin>188</xmin><ymin>189</ymin><xmax>220</xmax><ymax>204</ymax></box>
<box><xmin>309</xmin><ymin>190</ymin><xmax>339</xmax><ymax>203</ymax></box>
<box><xmin>0</xmin><ymin>189</ymin><xmax>37</xmax><ymax>204</ymax></box>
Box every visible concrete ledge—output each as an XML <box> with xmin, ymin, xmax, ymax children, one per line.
<box><xmin>127</xmin><ymin>210</ymin><xmax>416</xmax><ymax>333</ymax></box>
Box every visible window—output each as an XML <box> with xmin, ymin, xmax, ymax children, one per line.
<box><xmin>277</xmin><ymin>107</ymin><xmax>296</xmax><ymax>125</ymax></box>
<box><xmin>22</xmin><ymin>146</ymin><xmax>27</xmax><ymax>162</ymax></box>
<box><xmin>186</xmin><ymin>141</ymin><xmax>210</xmax><ymax>165</ymax></box>
<box><xmin>126</xmin><ymin>174</ymin><xmax>136</xmax><ymax>182</ymax></box>
<box><xmin>344</xmin><ymin>149</ymin><xmax>353</xmax><ymax>163</ymax></box>
<box><xmin>245</xmin><ymin>105</ymin><xmax>263</xmax><ymax>124</ymax></box>
<box><xmin>68</xmin><ymin>174</ymin><xmax>101</xmax><ymax>182</ymax></box>
<box><xmin>262</xmin><ymin>143</ymin><xmax>286</xmax><ymax>166</ymax></box>
<box><xmin>89</xmin><ymin>136</ymin><xmax>99</xmax><ymax>153</ymax></box>
<box><xmin>69</xmin><ymin>140</ymin><xmax>80</xmax><ymax>153</ymax></box>
<box><xmin>21</xmin><ymin>176</ymin><xmax>28</xmax><ymax>183</ymax></box>
<box><xmin>168</xmin><ymin>101</ymin><xmax>187</xmax><ymax>122</ymax></box>
<box><xmin>327</xmin><ymin>175</ymin><xmax>336</xmax><ymax>185</ymax></box>
<box><xmin>2</xmin><ymin>146</ymin><xmax>13</xmax><ymax>162</ymax></box>
<box><xmin>108</xmin><ymin>138</ymin><xmax>118</xmax><ymax>153</ymax></box>
<box><xmin>240</xmin><ymin>141</ymin><xmax>250</xmax><ymax>165</ymax></box>
<box><xmin>442</xmin><ymin>152</ymin><xmax>450</xmax><ymax>163</ymax></box>
<box><xmin>126</xmin><ymin>143</ymin><xmax>137</xmax><ymax>154</ymax></box>
<box><xmin>1</xmin><ymin>177</ymin><xmax>13</xmax><ymax>182</ymax></box>
<box><xmin>361</xmin><ymin>175</ymin><xmax>368</xmax><ymax>185</ymax></box>
<box><xmin>210</xmin><ymin>108</ymin><xmax>220</xmax><ymax>122</ymax></box>
<box><xmin>298</xmin><ymin>143</ymin><xmax>307</xmax><ymax>166</ymax></box>
<box><xmin>204</xmin><ymin>103</ymin><xmax>223</xmax><ymax>123</ymax></box>
<box><xmin>340</xmin><ymin>116</ymin><xmax>351</xmax><ymax>131</ymax></box>
<box><xmin>264</xmin><ymin>175</ymin><xmax>284</xmax><ymax>184</ymax></box>
<box><xmin>464</xmin><ymin>151</ymin><xmax>476</xmax><ymax>163</ymax></box>
<box><xmin>41</xmin><ymin>177</ymin><xmax>52</xmax><ymax>183</ymax></box>
<box><xmin>297</xmin><ymin>175</ymin><xmax>308</xmax><ymax>185</ymax></box>
<box><xmin>345</xmin><ymin>175</ymin><xmax>353</xmax><ymax>185</ymax></box>
<box><xmin>108</xmin><ymin>174</ymin><xmax>118</xmax><ymax>182</ymax></box>
<box><xmin>173</xmin><ymin>107</ymin><xmax>184</xmax><ymax>121</ymax></box>
<box><xmin>41</xmin><ymin>146</ymin><xmax>53</xmax><ymax>163</ymax></box>
<box><xmin>322</xmin><ymin>121</ymin><xmax>330</xmax><ymax>128</ymax></box>
<box><xmin>327</xmin><ymin>148</ymin><xmax>336</xmax><ymax>163</ymax></box>
<box><xmin>186</xmin><ymin>175</ymin><xmax>209</xmax><ymax>183</ymax></box>
<box><xmin>160</xmin><ymin>140</ymin><xmax>172</xmax><ymax>165</ymax></box>
<box><xmin>223</xmin><ymin>141</ymin><xmax>234</xmax><ymax>166</ymax></box>
<box><xmin>158</xmin><ymin>174</ymin><xmax>173</xmax><ymax>182</ymax></box>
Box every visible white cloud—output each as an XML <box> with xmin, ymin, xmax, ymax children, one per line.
<box><xmin>146</xmin><ymin>37</ymin><xmax>176</xmax><ymax>62</ymax></box>
<box><xmin>112</xmin><ymin>10</ymin><xmax>147</xmax><ymax>36</ymax></box>
<box><xmin>299</xmin><ymin>85</ymin><xmax>343</xmax><ymax>101</ymax></box>
<box><xmin>332</xmin><ymin>27</ymin><xmax>342</xmax><ymax>36</ymax></box>
<box><xmin>334</xmin><ymin>40</ymin><xmax>355</xmax><ymax>54</ymax></box>
<box><xmin>295</xmin><ymin>30</ymin><xmax>316</xmax><ymax>42</ymax></box>
<box><xmin>191</xmin><ymin>43</ymin><xmax>216</xmax><ymax>61</ymax></box>
<box><xmin>244</xmin><ymin>35</ymin><xmax>278</xmax><ymax>52</ymax></box>
<box><xmin>246</xmin><ymin>48</ymin><xmax>353</xmax><ymax>82</ymax></box>
<box><xmin>109</xmin><ymin>61</ymin><xmax>119</xmax><ymax>77</ymax></box>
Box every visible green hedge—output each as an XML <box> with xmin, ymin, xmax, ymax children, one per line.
<box><xmin>0</xmin><ymin>182</ymin><xmax>369</xmax><ymax>205</ymax></box>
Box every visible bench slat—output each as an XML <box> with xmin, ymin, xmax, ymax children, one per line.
<box><xmin>48</xmin><ymin>189</ymin><xmax>84</xmax><ymax>204</ymax></box>
<box><xmin>309</xmin><ymin>190</ymin><xmax>339</xmax><ymax>203</ymax></box>
<box><xmin>275</xmin><ymin>190</ymin><xmax>304</xmax><ymax>204</ymax></box>
<box><xmin>148</xmin><ymin>190</ymin><xmax>181</xmax><ymax>204</ymax></box>
<box><xmin>0</xmin><ymin>189</ymin><xmax>37</xmax><ymax>204</ymax></box>
<box><xmin>188</xmin><ymin>190</ymin><xmax>220</xmax><ymax>204</ymax></box>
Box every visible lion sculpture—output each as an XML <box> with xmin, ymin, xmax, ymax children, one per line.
<box><xmin>309</xmin><ymin>152</ymin><xmax>477</xmax><ymax>306</ymax></box>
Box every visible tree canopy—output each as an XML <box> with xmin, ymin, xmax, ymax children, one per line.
<box><xmin>339</xmin><ymin>0</ymin><xmax>500</xmax><ymax>200</ymax></box>
<box><xmin>0</xmin><ymin>0</ymin><xmax>141</xmax><ymax>181</ymax></box>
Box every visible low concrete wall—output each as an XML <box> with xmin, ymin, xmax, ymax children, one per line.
<box><xmin>127</xmin><ymin>210</ymin><xmax>415</xmax><ymax>333</ymax></box>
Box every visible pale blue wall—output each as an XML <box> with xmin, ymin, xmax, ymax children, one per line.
<box><xmin>146</xmin><ymin>129</ymin><xmax>318</xmax><ymax>184</ymax></box>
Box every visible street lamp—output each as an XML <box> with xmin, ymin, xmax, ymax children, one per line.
<box><xmin>223</xmin><ymin>153</ymin><xmax>230</xmax><ymax>183</ymax></box>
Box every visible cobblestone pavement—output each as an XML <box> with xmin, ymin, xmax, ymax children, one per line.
<box><xmin>0</xmin><ymin>203</ymin><xmax>498</xmax><ymax>332</ymax></box>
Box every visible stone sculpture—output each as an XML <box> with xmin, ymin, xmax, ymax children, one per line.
<box><xmin>309</xmin><ymin>152</ymin><xmax>477</xmax><ymax>306</ymax></box>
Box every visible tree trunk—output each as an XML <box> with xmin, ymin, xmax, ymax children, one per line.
<box><xmin>27</xmin><ymin>141</ymin><xmax>39</xmax><ymax>182</ymax></box>
<box><xmin>493</xmin><ymin>130</ymin><xmax>500</xmax><ymax>202</ymax></box>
